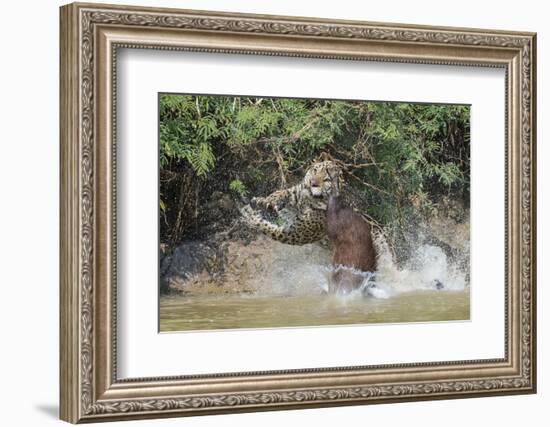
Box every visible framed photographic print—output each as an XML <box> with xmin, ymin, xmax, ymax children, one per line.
<box><xmin>59</xmin><ymin>2</ymin><xmax>537</xmax><ymax>423</ymax></box>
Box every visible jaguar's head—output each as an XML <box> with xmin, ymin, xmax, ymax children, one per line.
<box><xmin>304</xmin><ymin>160</ymin><xmax>343</xmax><ymax>199</ymax></box>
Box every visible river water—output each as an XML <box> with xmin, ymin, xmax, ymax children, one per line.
<box><xmin>160</xmin><ymin>238</ymin><xmax>470</xmax><ymax>332</ymax></box>
<box><xmin>160</xmin><ymin>289</ymin><xmax>469</xmax><ymax>332</ymax></box>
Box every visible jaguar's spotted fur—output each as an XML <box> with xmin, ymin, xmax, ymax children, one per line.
<box><xmin>240</xmin><ymin>160</ymin><xmax>342</xmax><ymax>245</ymax></box>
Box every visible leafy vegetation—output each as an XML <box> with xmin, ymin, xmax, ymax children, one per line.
<box><xmin>159</xmin><ymin>94</ymin><xmax>470</xmax><ymax>246</ymax></box>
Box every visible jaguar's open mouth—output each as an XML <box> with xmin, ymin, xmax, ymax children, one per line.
<box><xmin>310</xmin><ymin>185</ymin><xmax>323</xmax><ymax>197</ymax></box>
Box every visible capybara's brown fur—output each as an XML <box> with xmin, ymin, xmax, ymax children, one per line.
<box><xmin>326</xmin><ymin>194</ymin><xmax>377</xmax><ymax>294</ymax></box>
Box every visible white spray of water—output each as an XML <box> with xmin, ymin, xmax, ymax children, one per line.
<box><xmin>373</xmin><ymin>234</ymin><xmax>468</xmax><ymax>298</ymax></box>
<box><xmin>250</xmin><ymin>233</ymin><xmax>468</xmax><ymax>299</ymax></box>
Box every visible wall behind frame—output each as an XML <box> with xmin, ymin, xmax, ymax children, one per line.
<box><xmin>0</xmin><ymin>0</ymin><xmax>545</xmax><ymax>426</ymax></box>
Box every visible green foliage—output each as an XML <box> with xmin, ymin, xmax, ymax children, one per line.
<box><xmin>229</xmin><ymin>179</ymin><xmax>248</xmax><ymax>197</ymax></box>
<box><xmin>159</xmin><ymin>93</ymin><xmax>470</xmax><ymax>244</ymax></box>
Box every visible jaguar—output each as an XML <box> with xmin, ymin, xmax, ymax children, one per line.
<box><xmin>240</xmin><ymin>160</ymin><xmax>342</xmax><ymax>245</ymax></box>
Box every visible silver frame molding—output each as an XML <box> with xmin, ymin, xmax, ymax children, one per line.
<box><xmin>60</xmin><ymin>2</ymin><xmax>536</xmax><ymax>423</ymax></box>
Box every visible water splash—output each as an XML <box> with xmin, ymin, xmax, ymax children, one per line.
<box><xmin>254</xmin><ymin>260</ymin><xmax>330</xmax><ymax>296</ymax></box>
<box><xmin>249</xmin><ymin>233</ymin><xmax>468</xmax><ymax>300</ymax></box>
<box><xmin>374</xmin><ymin>234</ymin><xmax>469</xmax><ymax>296</ymax></box>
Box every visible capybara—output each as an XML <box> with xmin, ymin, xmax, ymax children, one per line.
<box><xmin>325</xmin><ymin>170</ymin><xmax>377</xmax><ymax>294</ymax></box>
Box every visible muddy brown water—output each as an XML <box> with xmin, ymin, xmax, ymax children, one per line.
<box><xmin>159</xmin><ymin>290</ymin><xmax>470</xmax><ymax>332</ymax></box>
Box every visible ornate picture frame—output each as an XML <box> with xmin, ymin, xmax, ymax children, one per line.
<box><xmin>60</xmin><ymin>2</ymin><xmax>536</xmax><ymax>423</ymax></box>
